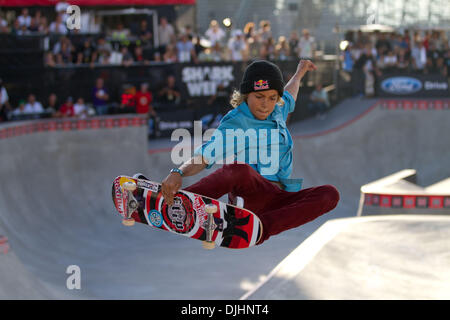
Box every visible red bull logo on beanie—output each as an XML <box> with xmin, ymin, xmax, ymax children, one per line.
<box><xmin>254</xmin><ymin>80</ymin><xmax>269</xmax><ymax>91</ymax></box>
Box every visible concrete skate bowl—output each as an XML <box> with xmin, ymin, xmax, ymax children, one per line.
<box><xmin>0</xmin><ymin>97</ymin><xmax>449</xmax><ymax>299</ymax></box>
<box><xmin>242</xmin><ymin>98</ymin><xmax>450</xmax><ymax>299</ymax></box>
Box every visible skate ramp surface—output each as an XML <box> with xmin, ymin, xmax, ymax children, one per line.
<box><xmin>243</xmin><ymin>215</ymin><xmax>450</xmax><ymax>300</ymax></box>
<box><xmin>1</xmin><ymin>98</ymin><xmax>449</xmax><ymax>299</ymax></box>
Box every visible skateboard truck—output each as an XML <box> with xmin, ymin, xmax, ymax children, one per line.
<box><xmin>202</xmin><ymin>204</ymin><xmax>218</xmax><ymax>250</ymax></box>
<box><xmin>122</xmin><ymin>181</ymin><xmax>138</xmax><ymax>226</ymax></box>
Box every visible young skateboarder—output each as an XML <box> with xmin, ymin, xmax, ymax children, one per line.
<box><xmin>161</xmin><ymin>59</ymin><xmax>339</xmax><ymax>245</ymax></box>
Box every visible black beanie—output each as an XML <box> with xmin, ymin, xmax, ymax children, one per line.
<box><xmin>239</xmin><ymin>60</ymin><xmax>284</xmax><ymax>97</ymax></box>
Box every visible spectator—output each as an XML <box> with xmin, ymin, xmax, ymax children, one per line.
<box><xmin>444</xmin><ymin>43</ymin><xmax>450</xmax><ymax>77</ymax></box>
<box><xmin>198</xmin><ymin>48</ymin><xmax>214</xmax><ymax>62</ymax></box>
<box><xmin>158</xmin><ymin>17</ymin><xmax>175</xmax><ymax>55</ymax></box>
<box><xmin>428</xmin><ymin>41</ymin><xmax>443</xmax><ymax>68</ymax></box>
<box><xmin>183</xmin><ymin>25</ymin><xmax>195</xmax><ymax>40</ymax></box>
<box><xmin>11</xmin><ymin>20</ymin><xmax>21</xmax><ymax>35</ymax></box>
<box><xmin>205</xmin><ymin>20</ymin><xmax>226</xmax><ymax>46</ymax></box>
<box><xmin>135</xmin><ymin>83</ymin><xmax>153</xmax><ymax>114</ymax></box>
<box><xmin>298</xmin><ymin>29</ymin><xmax>316</xmax><ymax>87</ymax></box>
<box><xmin>263</xmin><ymin>37</ymin><xmax>276</xmax><ymax>61</ymax></box>
<box><xmin>135</xmin><ymin>82</ymin><xmax>158</xmax><ymax>137</ymax></box>
<box><xmin>192</xmin><ymin>35</ymin><xmax>205</xmax><ymax>57</ymax></box>
<box><xmin>275</xmin><ymin>36</ymin><xmax>290</xmax><ymax>61</ymax></box>
<box><xmin>133</xmin><ymin>45</ymin><xmax>151</xmax><ymax>64</ymax></box>
<box><xmin>119</xmin><ymin>46</ymin><xmax>134</xmax><ymax>67</ymax></box>
<box><xmin>96</xmin><ymin>36</ymin><xmax>113</xmax><ymax>60</ymax></box>
<box><xmin>75</xmin><ymin>38</ymin><xmax>97</xmax><ymax>64</ymax></box>
<box><xmin>396</xmin><ymin>47</ymin><xmax>411</xmax><ymax>72</ymax></box>
<box><xmin>45</xmin><ymin>51</ymin><xmax>57</xmax><ymax>67</ymax></box>
<box><xmin>211</xmin><ymin>42</ymin><xmax>225</xmax><ymax>61</ymax></box>
<box><xmin>258</xmin><ymin>20</ymin><xmax>272</xmax><ymax>42</ymax></box>
<box><xmin>163</xmin><ymin>44</ymin><xmax>178</xmax><ymax>63</ymax></box>
<box><xmin>247</xmin><ymin>33</ymin><xmax>262</xmax><ymax>59</ymax></box>
<box><xmin>39</xmin><ymin>16</ymin><xmax>49</xmax><ymax>34</ymax></box>
<box><xmin>308</xmin><ymin>83</ymin><xmax>330</xmax><ymax>119</ymax></box>
<box><xmin>49</xmin><ymin>13</ymin><xmax>68</xmax><ymax>34</ymax></box>
<box><xmin>136</xmin><ymin>19</ymin><xmax>153</xmax><ymax>49</ymax></box>
<box><xmin>28</xmin><ymin>17</ymin><xmax>40</xmax><ymax>33</ymax></box>
<box><xmin>45</xmin><ymin>93</ymin><xmax>59</xmax><ymax>116</ymax></box>
<box><xmin>111</xmin><ymin>23</ymin><xmax>130</xmax><ymax>43</ymax></box>
<box><xmin>383</xmin><ymin>50</ymin><xmax>398</xmax><ymax>73</ymax></box>
<box><xmin>227</xmin><ymin>30</ymin><xmax>247</xmax><ymax>62</ymax></box>
<box><xmin>243</xmin><ymin>22</ymin><xmax>256</xmax><ymax>39</ymax></box>
<box><xmin>24</xmin><ymin>94</ymin><xmax>44</xmax><ymax>114</ymax></box>
<box><xmin>11</xmin><ymin>100</ymin><xmax>27</xmax><ymax>118</ymax></box>
<box><xmin>55</xmin><ymin>1</ymin><xmax>70</xmax><ymax>22</ymax></box>
<box><xmin>53</xmin><ymin>36</ymin><xmax>73</xmax><ymax>65</ymax></box>
<box><xmin>411</xmin><ymin>41</ymin><xmax>427</xmax><ymax>72</ymax></box>
<box><xmin>342</xmin><ymin>43</ymin><xmax>354</xmax><ymax>73</ymax></box>
<box><xmin>0</xmin><ymin>78</ymin><xmax>11</xmax><ymax>122</ymax></box>
<box><xmin>17</xmin><ymin>8</ymin><xmax>31</xmax><ymax>28</ymax></box>
<box><xmin>0</xmin><ymin>13</ymin><xmax>8</xmax><ymax>33</ymax></box>
<box><xmin>59</xmin><ymin>96</ymin><xmax>75</xmax><ymax>117</ymax></box>
<box><xmin>298</xmin><ymin>29</ymin><xmax>316</xmax><ymax>59</ymax></box>
<box><xmin>156</xmin><ymin>75</ymin><xmax>181</xmax><ymax>108</ymax></box>
<box><xmin>176</xmin><ymin>33</ymin><xmax>197</xmax><ymax>63</ymax></box>
<box><xmin>73</xmin><ymin>97</ymin><xmax>88</xmax><ymax>118</ymax></box>
<box><xmin>92</xmin><ymin>78</ymin><xmax>109</xmax><ymax>115</ymax></box>
<box><xmin>288</xmin><ymin>31</ymin><xmax>300</xmax><ymax>58</ymax></box>
<box><xmin>353</xmin><ymin>44</ymin><xmax>377</xmax><ymax>96</ymax></box>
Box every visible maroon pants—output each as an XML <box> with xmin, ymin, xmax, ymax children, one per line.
<box><xmin>185</xmin><ymin>164</ymin><xmax>340</xmax><ymax>244</ymax></box>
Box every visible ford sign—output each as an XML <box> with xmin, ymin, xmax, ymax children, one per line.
<box><xmin>381</xmin><ymin>77</ymin><xmax>422</xmax><ymax>94</ymax></box>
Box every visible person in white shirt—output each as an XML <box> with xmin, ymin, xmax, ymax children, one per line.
<box><xmin>24</xmin><ymin>94</ymin><xmax>44</xmax><ymax>114</ymax></box>
<box><xmin>298</xmin><ymin>29</ymin><xmax>316</xmax><ymax>59</ymax></box>
<box><xmin>11</xmin><ymin>100</ymin><xmax>27</xmax><ymax>117</ymax></box>
<box><xmin>205</xmin><ymin>20</ymin><xmax>225</xmax><ymax>46</ymax></box>
<box><xmin>74</xmin><ymin>97</ymin><xmax>88</xmax><ymax>118</ymax></box>
<box><xmin>411</xmin><ymin>41</ymin><xmax>427</xmax><ymax>71</ymax></box>
<box><xmin>227</xmin><ymin>30</ymin><xmax>247</xmax><ymax>62</ymax></box>
<box><xmin>0</xmin><ymin>78</ymin><xmax>11</xmax><ymax>121</ymax></box>
<box><xmin>383</xmin><ymin>50</ymin><xmax>398</xmax><ymax>71</ymax></box>
<box><xmin>17</xmin><ymin>8</ymin><xmax>31</xmax><ymax>28</ymax></box>
<box><xmin>158</xmin><ymin>16</ymin><xmax>175</xmax><ymax>54</ymax></box>
<box><xmin>49</xmin><ymin>13</ymin><xmax>67</xmax><ymax>34</ymax></box>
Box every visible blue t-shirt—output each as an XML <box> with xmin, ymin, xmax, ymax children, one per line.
<box><xmin>194</xmin><ymin>91</ymin><xmax>302</xmax><ymax>192</ymax></box>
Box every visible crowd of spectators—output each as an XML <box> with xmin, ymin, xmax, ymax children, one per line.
<box><xmin>341</xmin><ymin>29</ymin><xmax>450</xmax><ymax>96</ymax></box>
<box><xmin>40</xmin><ymin>17</ymin><xmax>318</xmax><ymax>67</ymax></box>
<box><xmin>1</xmin><ymin>5</ymin><xmax>449</xmax><ymax>125</ymax></box>
<box><xmin>0</xmin><ymin>6</ymin><xmax>318</xmax><ymax>66</ymax></box>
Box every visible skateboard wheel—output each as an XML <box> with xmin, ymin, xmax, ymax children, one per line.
<box><xmin>123</xmin><ymin>181</ymin><xmax>137</xmax><ymax>191</ymax></box>
<box><xmin>205</xmin><ymin>204</ymin><xmax>217</xmax><ymax>214</ymax></box>
<box><xmin>122</xmin><ymin>218</ymin><xmax>135</xmax><ymax>226</ymax></box>
<box><xmin>202</xmin><ymin>241</ymin><xmax>215</xmax><ymax>250</ymax></box>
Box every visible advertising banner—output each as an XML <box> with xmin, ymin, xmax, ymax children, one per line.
<box><xmin>378</xmin><ymin>74</ymin><xmax>449</xmax><ymax>98</ymax></box>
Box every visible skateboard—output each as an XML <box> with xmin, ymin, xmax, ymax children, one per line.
<box><xmin>111</xmin><ymin>175</ymin><xmax>263</xmax><ymax>249</ymax></box>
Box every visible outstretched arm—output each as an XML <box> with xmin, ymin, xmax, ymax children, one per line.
<box><xmin>284</xmin><ymin>59</ymin><xmax>317</xmax><ymax>101</ymax></box>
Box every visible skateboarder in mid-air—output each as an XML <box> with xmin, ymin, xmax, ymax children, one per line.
<box><xmin>161</xmin><ymin>59</ymin><xmax>340</xmax><ymax>245</ymax></box>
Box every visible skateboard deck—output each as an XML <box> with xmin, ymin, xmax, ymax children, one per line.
<box><xmin>111</xmin><ymin>175</ymin><xmax>262</xmax><ymax>249</ymax></box>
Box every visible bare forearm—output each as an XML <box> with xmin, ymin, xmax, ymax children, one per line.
<box><xmin>178</xmin><ymin>155</ymin><xmax>208</xmax><ymax>177</ymax></box>
<box><xmin>285</xmin><ymin>59</ymin><xmax>317</xmax><ymax>101</ymax></box>
<box><xmin>284</xmin><ymin>70</ymin><xmax>304</xmax><ymax>101</ymax></box>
